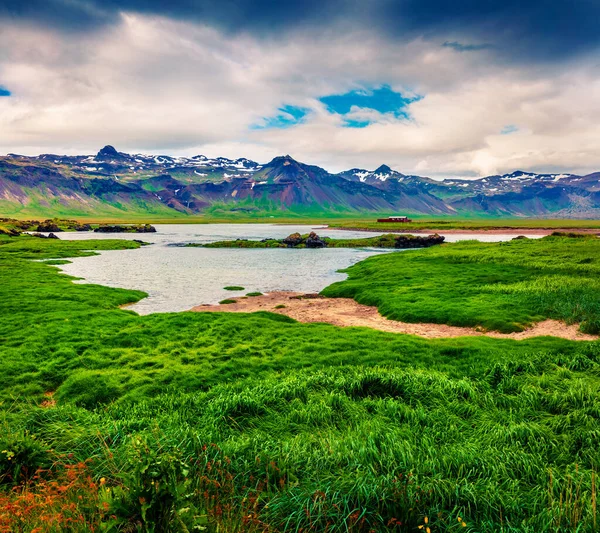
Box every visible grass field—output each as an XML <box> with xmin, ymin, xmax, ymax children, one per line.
<box><xmin>323</xmin><ymin>233</ymin><xmax>600</xmax><ymax>334</ymax></box>
<box><xmin>4</xmin><ymin>213</ymin><xmax>600</xmax><ymax>230</ymax></box>
<box><xmin>1</xmin><ymin>233</ymin><xmax>599</xmax><ymax>531</ymax></box>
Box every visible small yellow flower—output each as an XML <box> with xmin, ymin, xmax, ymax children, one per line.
<box><xmin>457</xmin><ymin>517</ymin><xmax>462</xmax><ymax>522</ymax></box>
<box><xmin>424</xmin><ymin>517</ymin><xmax>429</xmax><ymax>524</ymax></box>
<box><xmin>418</xmin><ymin>526</ymin><xmax>423</xmax><ymax>530</ymax></box>
<box><xmin>100</xmin><ymin>477</ymin><xmax>106</xmax><ymax>485</ymax></box>
<box><xmin>426</xmin><ymin>528</ymin><xmax>431</xmax><ymax>533</ymax></box>
<box><xmin>462</xmin><ymin>522</ymin><xmax>467</xmax><ymax>527</ymax></box>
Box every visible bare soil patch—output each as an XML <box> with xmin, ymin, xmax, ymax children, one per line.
<box><xmin>191</xmin><ymin>292</ymin><xmax>598</xmax><ymax>341</ymax></box>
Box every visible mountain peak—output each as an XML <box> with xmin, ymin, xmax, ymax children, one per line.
<box><xmin>374</xmin><ymin>164</ymin><xmax>392</xmax><ymax>174</ymax></box>
<box><xmin>97</xmin><ymin>145</ymin><xmax>120</xmax><ymax>158</ymax></box>
<box><xmin>267</xmin><ymin>154</ymin><xmax>300</xmax><ymax>166</ymax></box>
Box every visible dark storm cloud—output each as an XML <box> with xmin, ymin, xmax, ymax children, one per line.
<box><xmin>442</xmin><ymin>41</ymin><xmax>494</xmax><ymax>53</ymax></box>
<box><xmin>1</xmin><ymin>0</ymin><xmax>599</xmax><ymax>61</ymax></box>
<box><xmin>385</xmin><ymin>0</ymin><xmax>600</xmax><ymax>60</ymax></box>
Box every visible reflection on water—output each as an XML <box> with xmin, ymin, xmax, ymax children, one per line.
<box><xmin>54</xmin><ymin>224</ymin><xmax>542</xmax><ymax>315</ymax></box>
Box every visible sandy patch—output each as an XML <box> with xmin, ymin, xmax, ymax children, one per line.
<box><xmin>191</xmin><ymin>292</ymin><xmax>598</xmax><ymax>341</ymax></box>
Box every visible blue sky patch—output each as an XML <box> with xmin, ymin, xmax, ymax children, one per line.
<box><xmin>0</xmin><ymin>86</ymin><xmax>11</xmax><ymax>97</ymax></box>
<box><xmin>501</xmin><ymin>124</ymin><xmax>519</xmax><ymax>135</ymax></box>
<box><xmin>343</xmin><ymin>118</ymin><xmax>372</xmax><ymax>128</ymax></box>
<box><xmin>252</xmin><ymin>105</ymin><xmax>309</xmax><ymax>129</ymax></box>
<box><xmin>320</xmin><ymin>85</ymin><xmax>418</xmax><ymax>116</ymax></box>
<box><xmin>319</xmin><ymin>85</ymin><xmax>420</xmax><ymax>127</ymax></box>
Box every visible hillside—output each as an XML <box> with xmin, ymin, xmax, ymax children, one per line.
<box><xmin>2</xmin><ymin>146</ymin><xmax>600</xmax><ymax>217</ymax></box>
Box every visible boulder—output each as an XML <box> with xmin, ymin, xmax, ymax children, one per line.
<box><xmin>36</xmin><ymin>221</ymin><xmax>63</xmax><ymax>233</ymax></box>
<box><xmin>305</xmin><ymin>231</ymin><xmax>326</xmax><ymax>248</ymax></box>
<box><xmin>282</xmin><ymin>232</ymin><xmax>303</xmax><ymax>247</ymax></box>
<box><xmin>31</xmin><ymin>232</ymin><xmax>59</xmax><ymax>239</ymax></box>
<box><xmin>74</xmin><ymin>223</ymin><xmax>92</xmax><ymax>231</ymax></box>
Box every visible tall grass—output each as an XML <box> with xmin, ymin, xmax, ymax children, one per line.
<box><xmin>323</xmin><ymin>234</ymin><xmax>600</xmax><ymax>333</ymax></box>
<box><xmin>1</xmin><ymin>234</ymin><xmax>599</xmax><ymax>531</ymax></box>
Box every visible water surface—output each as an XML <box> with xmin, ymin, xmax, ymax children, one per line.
<box><xmin>54</xmin><ymin>224</ymin><xmax>542</xmax><ymax>314</ymax></box>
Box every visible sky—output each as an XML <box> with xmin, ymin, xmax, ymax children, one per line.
<box><xmin>0</xmin><ymin>1</ymin><xmax>600</xmax><ymax>178</ymax></box>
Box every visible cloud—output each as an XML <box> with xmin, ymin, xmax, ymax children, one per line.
<box><xmin>1</xmin><ymin>0</ymin><xmax>600</xmax><ymax>61</ymax></box>
<box><xmin>442</xmin><ymin>41</ymin><xmax>493</xmax><ymax>52</ymax></box>
<box><xmin>0</xmin><ymin>13</ymin><xmax>600</xmax><ymax>178</ymax></box>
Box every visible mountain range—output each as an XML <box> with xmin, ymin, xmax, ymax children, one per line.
<box><xmin>1</xmin><ymin>145</ymin><xmax>600</xmax><ymax>218</ymax></box>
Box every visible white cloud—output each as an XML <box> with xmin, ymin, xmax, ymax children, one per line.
<box><xmin>0</xmin><ymin>13</ymin><xmax>599</xmax><ymax>177</ymax></box>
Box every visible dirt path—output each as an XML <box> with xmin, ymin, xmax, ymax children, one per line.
<box><xmin>191</xmin><ymin>292</ymin><xmax>598</xmax><ymax>341</ymax></box>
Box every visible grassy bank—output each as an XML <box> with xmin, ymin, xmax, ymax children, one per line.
<box><xmin>1</xmin><ymin>234</ymin><xmax>599</xmax><ymax>531</ymax></box>
<box><xmin>4</xmin><ymin>213</ymin><xmax>600</xmax><ymax>230</ymax></box>
<box><xmin>331</xmin><ymin>218</ymin><xmax>600</xmax><ymax>232</ymax></box>
<box><xmin>323</xmin><ymin>233</ymin><xmax>600</xmax><ymax>334</ymax></box>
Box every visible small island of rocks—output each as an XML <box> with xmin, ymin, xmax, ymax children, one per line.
<box><xmin>189</xmin><ymin>231</ymin><xmax>445</xmax><ymax>249</ymax></box>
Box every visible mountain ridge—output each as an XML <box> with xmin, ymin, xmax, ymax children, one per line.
<box><xmin>1</xmin><ymin>146</ymin><xmax>600</xmax><ymax>217</ymax></box>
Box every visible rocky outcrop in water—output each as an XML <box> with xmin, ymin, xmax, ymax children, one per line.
<box><xmin>31</xmin><ymin>232</ymin><xmax>59</xmax><ymax>239</ymax></box>
<box><xmin>94</xmin><ymin>224</ymin><xmax>156</xmax><ymax>233</ymax></box>
<box><xmin>394</xmin><ymin>234</ymin><xmax>444</xmax><ymax>248</ymax></box>
<box><xmin>282</xmin><ymin>232</ymin><xmax>303</xmax><ymax>247</ymax></box>
<box><xmin>305</xmin><ymin>232</ymin><xmax>326</xmax><ymax>248</ymax></box>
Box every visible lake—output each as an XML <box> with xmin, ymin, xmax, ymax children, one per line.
<box><xmin>54</xmin><ymin>224</ymin><xmax>542</xmax><ymax>314</ymax></box>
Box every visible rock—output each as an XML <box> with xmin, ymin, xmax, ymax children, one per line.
<box><xmin>0</xmin><ymin>227</ymin><xmax>21</xmax><ymax>236</ymax></box>
<box><xmin>512</xmin><ymin>235</ymin><xmax>528</xmax><ymax>240</ymax></box>
<box><xmin>394</xmin><ymin>234</ymin><xmax>445</xmax><ymax>248</ymax></box>
<box><xmin>36</xmin><ymin>221</ymin><xmax>63</xmax><ymax>233</ymax></box>
<box><xmin>282</xmin><ymin>232</ymin><xmax>303</xmax><ymax>247</ymax></box>
<box><xmin>74</xmin><ymin>224</ymin><xmax>92</xmax><ymax>231</ymax></box>
<box><xmin>305</xmin><ymin>231</ymin><xmax>326</xmax><ymax>248</ymax></box>
<box><xmin>31</xmin><ymin>232</ymin><xmax>59</xmax><ymax>239</ymax></box>
<box><xmin>94</xmin><ymin>224</ymin><xmax>156</xmax><ymax>233</ymax></box>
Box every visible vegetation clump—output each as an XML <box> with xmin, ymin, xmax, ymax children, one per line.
<box><xmin>218</xmin><ymin>299</ymin><xmax>237</xmax><ymax>304</ymax></box>
<box><xmin>223</xmin><ymin>285</ymin><xmax>245</xmax><ymax>291</ymax></box>
<box><xmin>94</xmin><ymin>223</ymin><xmax>156</xmax><ymax>233</ymax></box>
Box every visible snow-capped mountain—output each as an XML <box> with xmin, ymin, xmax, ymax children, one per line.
<box><xmin>2</xmin><ymin>146</ymin><xmax>600</xmax><ymax>217</ymax></box>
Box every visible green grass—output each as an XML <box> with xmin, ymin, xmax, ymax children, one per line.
<box><xmin>218</xmin><ymin>299</ymin><xmax>238</xmax><ymax>304</ymax></box>
<box><xmin>331</xmin><ymin>217</ymin><xmax>600</xmax><ymax>232</ymax></box>
<box><xmin>1</xmin><ymin>234</ymin><xmax>599</xmax><ymax>531</ymax></box>
<box><xmin>5</xmin><ymin>212</ymin><xmax>600</xmax><ymax>230</ymax></box>
<box><xmin>223</xmin><ymin>286</ymin><xmax>245</xmax><ymax>291</ymax></box>
<box><xmin>247</xmin><ymin>292</ymin><xmax>263</xmax><ymax>297</ymax></box>
<box><xmin>323</xmin><ymin>234</ymin><xmax>600</xmax><ymax>334</ymax></box>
